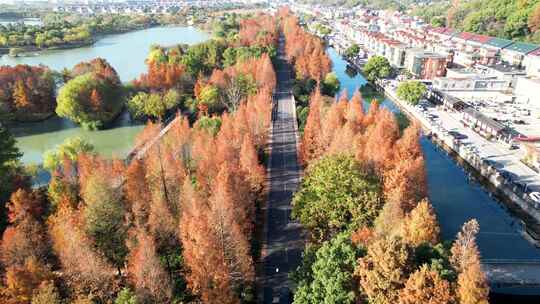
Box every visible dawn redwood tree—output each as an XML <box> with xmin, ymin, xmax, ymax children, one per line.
<box><xmin>256</xmin><ymin>53</ymin><xmax>277</xmax><ymax>91</ymax></box>
<box><xmin>208</xmin><ymin>164</ymin><xmax>254</xmax><ymax>287</ymax></box>
<box><xmin>301</xmin><ymin>89</ymin><xmax>323</xmax><ymax>164</ymax></box>
<box><xmin>401</xmin><ymin>199</ymin><xmax>440</xmax><ymax>247</ymax></box>
<box><xmin>356</xmin><ymin>236</ymin><xmax>413</xmax><ymax>304</ymax></box>
<box><xmin>1</xmin><ymin>189</ymin><xmax>49</xmax><ymax>269</ymax></box>
<box><xmin>383</xmin><ymin>156</ymin><xmax>427</xmax><ymax>212</ymax></box>
<box><xmin>125</xmin><ymin>159</ymin><xmax>151</xmax><ymax>228</ymax></box>
<box><xmin>239</xmin><ymin>133</ymin><xmax>265</xmax><ymax>195</ymax></box>
<box><xmin>450</xmin><ymin>219</ymin><xmax>489</xmax><ymax>304</ymax></box>
<box><xmin>356</xmin><ymin>108</ymin><xmax>400</xmax><ymax>173</ymax></box>
<box><xmin>348</xmin><ymin>91</ymin><xmax>364</xmax><ymax>129</ymax></box>
<box><xmin>3</xmin><ymin>256</ymin><xmax>55</xmax><ymax>303</ymax></box>
<box><xmin>127</xmin><ymin>229</ymin><xmax>172</xmax><ymax>303</ymax></box>
<box><xmin>320</xmin><ymin>97</ymin><xmax>347</xmax><ymax>152</ymax></box>
<box><xmin>362</xmin><ymin>99</ymin><xmax>379</xmax><ymax>127</ymax></box>
<box><xmin>398</xmin><ymin>265</ymin><xmax>454</xmax><ymax>304</ymax></box>
<box><xmin>245</xmin><ymin>90</ymin><xmax>272</xmax><ymax>149</ymax></box>
<box><xmin>180</xmin><ymin>181</ymin><xmax>240</xmax><ymax>304</ymax></box>
<box><xmin>49</xmin><ymin>203</ymin><xmax>116</xmax><ymax>301</ymax></box>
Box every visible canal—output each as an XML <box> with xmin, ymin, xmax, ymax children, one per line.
<box><xmin>328</xmin><ymin>47</ymin><xmax>540</xmax><ymax>297</ymax></box>
<box><xmin>2</xmin><ymin>26</ymin><xmax>210</xmax><ymax>166</ymax></box>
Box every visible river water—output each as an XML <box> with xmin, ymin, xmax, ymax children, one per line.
<box><xmin>327</xmin><ymin>47</ymin><xmax>540</xmax><ymax>261</ymax></box>
<box><xmin>2</xmin><ymin>26</ymin><xmax>209</xmax><ymax>165</ymax></box>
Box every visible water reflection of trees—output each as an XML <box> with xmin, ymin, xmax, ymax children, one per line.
<box><xmin>345</xmin><ymin>64</ymin><xmax>358</xmax><ymax>78</ymax></box>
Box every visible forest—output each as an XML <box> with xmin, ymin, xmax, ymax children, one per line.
<box><xmin>0</xmin><ymin>11</ymin><xmax>277</xmax><ymax>304</ymax></box>
<box><xmin>413</xmin><ymin>0</ymin><xmax>540</xmax><ymax>43</ymax></box>
<box><xmin>0</xmin><ymin>7</ymin><xmax>490</xmax><ymax>304</ymax></box>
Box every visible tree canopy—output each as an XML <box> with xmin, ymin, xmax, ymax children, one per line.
<box><xmin>56</xmin><ymin>58</ymin><xmax>123</xmax><ymax>130</ymax></box>
<box><xmin>292</xmin><ymin>155</ymin><xmax>383</xmax><ymax>241</ymax></box>
<box><xmin>396</xmin><ymin>81</ymin><xmax>427</xmax><ymax>105</ymax></box>
<box><xmin>43</xmin><ymin>137</ymin><xmax>95</xmax><ymax>172</ymax></box>
<box><xmin>0</xmin><ymin>65</ymin><xmax>56</xmax><ymax>122</ymax></box>
<box><xmin>363</xmin><ymin>55</ymin><xmax>392</xmax><ymax>82</ymax></box>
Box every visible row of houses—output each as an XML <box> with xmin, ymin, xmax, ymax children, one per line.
<box><xmin>52</xmin><ymin>0</ymin><xmax>252</xmax><ymax>15</ymax></box>
<box><xmin>322</xmin><ymin>6</ymin><xmax>540</xmax><ymax>80</ymax></box>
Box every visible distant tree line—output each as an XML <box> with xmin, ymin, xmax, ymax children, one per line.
<box><xmin>413</xmin><ymin>0</ymin><xmax>540</xmax><ymax>43</ymax></box>
<box><xmin>0</xmin><ymin>13</ymin><xmax>187</xmax><ymax>52</ymax></box>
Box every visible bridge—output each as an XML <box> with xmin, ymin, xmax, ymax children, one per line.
<box><xmin>125</xmin><ymin>114</ymin><xmax>181</xmax><ymax>163</ymax></box>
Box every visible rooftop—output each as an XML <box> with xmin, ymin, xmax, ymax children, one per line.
<box><xmin>463</xmin><ymin>107</ymin><xmax>508</xmax><ymax>132</ymax></box>
<box><xmin>468</xmin><ymin>33</ymin><xmax>492</xmax><ymax>44</ymax></box>
<box><xmin>527</xmin><ymin>48</ymin><xmax>540</xmax><ymax>57</ymax></box>
<box><xmin>503</xmin><ymin>42</ymin><xmax>540</xmax><ymax>54</ymax></box>
<box><xmin>486</xmin><ymin>37</ymin><xmax>513</xmax><ymax>49</ymax></box>
<box><xmin>480</xmin><ymin>63</ymin><xmax>526</xmax><ymax>74</ymax></box>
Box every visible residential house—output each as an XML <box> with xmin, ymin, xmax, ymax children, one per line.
<box><xmin>523</xmin><ymin>48</ymin><xmax>540</xmax><ymax>77</ymax></box>
<box><xmin>500</xmin><ymin>42</ymin><xmax>540</xmax><ymax>66</ymax></box>
<box><xmin>405</xmin><ymin>50</ymin><xmax>448</xmax><ymax>79</ymax></box>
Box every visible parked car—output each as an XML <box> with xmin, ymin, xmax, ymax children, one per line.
<box><xmin>530</xmin><ymin>192</ymin><xmax>540</xmax><ymax>203</ymax></box>
<box><xmin>448</xmin><ymin>131</ymin><xmax>467</xmax><ymax>140</ymax></box>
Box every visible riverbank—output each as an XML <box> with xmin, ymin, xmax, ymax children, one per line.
<box><xmin>379</xmin><ymin>82</ymin><xmax>540</xmax><ymax>245</ymax></box>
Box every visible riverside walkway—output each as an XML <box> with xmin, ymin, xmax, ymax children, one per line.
<box><xmin>260</xmin><ymin>36</ymin><xmax>303</xmax><ymax>304</ymax></box>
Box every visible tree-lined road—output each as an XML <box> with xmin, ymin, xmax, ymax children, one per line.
<box><xmin>261</xmin><ymin>37</ymin><xmax>303</xmax><ymax>304</ymax></box>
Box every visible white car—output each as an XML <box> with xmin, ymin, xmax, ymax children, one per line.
<box><xmin>529</xmin><ymin>192</ymin><xmax>540</xmax><ymax>203</ymax></box>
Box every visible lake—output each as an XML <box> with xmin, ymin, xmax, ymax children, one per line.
<box><xmin>1</xmin><ymin>26</ymin><xmax>210</xmax><ymax>81</ymax></box>
<box><xmin>4</xmin><ymin>26</ymin><xmax>210</xmax><ymax>166</ymax></box>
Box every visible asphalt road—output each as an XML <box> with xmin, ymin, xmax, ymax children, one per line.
<box><xmin>261</xmin><ymin>37</ymin><xmax>303</xmax><ymax>304</ymax></box>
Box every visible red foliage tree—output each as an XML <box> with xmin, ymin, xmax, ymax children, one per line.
<box><xmin>1</xmin><ymin>189</ymin><xmax>49</xmax><ymax>270</ymax></box>
<box><xmin>301</xmin><ymin>89</ymin><xmax>324</xmax><ymax>164</ymax></box>
<box><xmin>0</xmin><ymin>65</ymin><xmax>56</xmax><ymax>115</ymax></box>
<box><xmin>180</xmin><ymin>181</ymin><xmax>240</xmax><ymax>304</ymax></box>
<box><xmin>240</xmin><ymin>133</ymin><xmax>265</xmax><ymax>195</ymax></box>
<box><xmin>127</xmin><ymin>229</ymin><xmax>172</xmax><ymax>303</ymax></box>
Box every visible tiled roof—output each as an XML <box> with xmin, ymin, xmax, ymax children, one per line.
<box><xmin>504</xmin><ymin>42</ymin><xmax>540</xmax><ymax>54</ymax></box>
<box><xmin>430</xmin><ymin>27</ymin><xmax>457</xmax><ymax>36</ymax></box>
<box><xmin>526</xmin><ymin>47</ymin><xmax>540</xmax><ymax>57</ymax></box>
<box><xmin>486</xmin><ymin>37</ymin><xmax>513</xmax><ymax>49</ymax></box>
<box><xmin>457</xmin><ymin>32</ymin><xmax>475</xmax><ymax>40</ymax></box>
<box><xmin>468</xmin><ymin>33</ymin><xmax>491</xmax><ymax>44</ymax></box>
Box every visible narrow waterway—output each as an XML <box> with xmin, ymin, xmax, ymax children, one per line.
<box><xmin>4</xmin><ymin>26</ymin><xmax>210</xmax><ymax>166</ymax></box>
<box><xmin>328</xmin><ymin>47</ymin><xmax>540</xmax><ymax>299</ymax></box>
<box><xmin>328</xmin><ymin>47</ymin><xmax>540</xmax><ymax>261</ymax></box>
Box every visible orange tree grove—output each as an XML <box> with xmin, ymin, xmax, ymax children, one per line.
<box><xmin>0</xmin><ymin>65</ymin><xmax>56</xmax><ymax>122</ymax></box>
<box><xmin>0</xmin><ymin>11</ymin><xmax>276</xmax><ymax>303</ymax></box>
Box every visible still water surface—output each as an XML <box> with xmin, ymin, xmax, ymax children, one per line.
<box><xmin>4</xmin><ymin>26</ymin><xmax>209</xmax><ymax>165</ymax></box>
